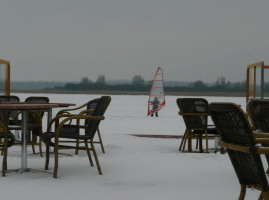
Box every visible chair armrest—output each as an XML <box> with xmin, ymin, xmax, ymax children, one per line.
<box><xmin>56</xmin><ymin>102</ymin><xmax>88</xmax><ymax>116</ymax></box>
<box><xmin>219</xmin><ymin>140</ymin><xmax>269</xmax><ymax>154</ymax></box>
<box><xmin>47</xmin><ymin>113</ymin><xmax>78</xmax><ymax>131</ymax></box>
<box><xmin>79</xmin><ymin>109</ymin><xmax>94</xmax><ymax>115</ymax></box>
<box><xmin>253</xmin><ymin>131</ymin><xmax>269</xmax><ymax>138</ymax></box>
<box><xmin>54</xmin><ymin>115</ymin><xmax>105</xmax><ymax>139</ymax></box>
<box><xmin>219</xmin><ymin>141</ymin><xmax>250</xmax><ymax>153</ymax></box>
<box><xmin>255</xmin><ymin>138</ymin><xmax>269</xmax><ymax>144</ymax></box>
<box><xmin>14</xmin><ymin>110</ymin><xmax>42</xmax><ymax>125</ymax></box>
<box><xmin>257</xmin><ymin>147</ymin><xmax>269</xmax><ymax>154</ymax></box>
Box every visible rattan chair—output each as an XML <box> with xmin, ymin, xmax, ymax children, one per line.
<box><xmin>24</xmin><ymin>96</ymin><xmax>49</xmax><ymax>156</ymax></box>
<box><xmin>41</xmin><ymin>96</ymin><xmax>111</xmax><ymax>178</ymax></box>
<box><xmin>56</xmin><ymin>98</ymin><xmax>105</xmax><ymax>154</ymax></box>
<box><xmin>210</xmin><ymin>102</ymin><xmax>269</xmax><ymax>200</ymax></box>
<box><xmin>0</xmin><ymin>95</ymin><xmax>21</xmax><ymax>155</ymax></box>
<box><xmin>247</xmin><ymin>98</ymin><xmax>269</xmax><ymax>173</ymax></box>
<box><xmin>177</xmin><ymin>98</ymin><xmax>219</xmax><ymax>153</ymax></box>
<box><xmin>0</xmin><ymin>112</ymin><xmax>15</xmax><ymax>177</ymax></box>
<box><xmin>0</xmin><ymin>95</ymin><xmax>21</xmax><ymax>129</ymax></box>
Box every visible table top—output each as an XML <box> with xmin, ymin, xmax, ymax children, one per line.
<box><xmin>0</xmin><ymin>102</ymin><xmax>60</xmax><ymax>110</ymax></box>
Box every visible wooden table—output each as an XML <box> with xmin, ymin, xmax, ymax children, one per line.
<box><xmin>0</xmin><ymin>103</ymin><xmax>60</xmax><ymax>173</ymax></box>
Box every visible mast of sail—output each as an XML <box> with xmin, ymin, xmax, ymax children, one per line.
<box><xmin>147</xmin><ymin>67</ymin><xmax>165</xmax><ymax>116</ymax></box>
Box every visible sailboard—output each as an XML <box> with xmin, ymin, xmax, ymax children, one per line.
<box><xmin>147</xmin><ymin>67</ymin><xmax>166</xmax><ymax>116</ymax></box>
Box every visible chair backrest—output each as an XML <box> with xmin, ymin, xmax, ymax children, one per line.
<box><xmin>85</xmin><ymin>96</ymin><xmax>111</xmax><ymax>138</ymax></box>
<box><xmin>25</xmin><ymin>96</ymin><xmax>49</xmax><ymax>118</ymax></box>
<box><xmin>87</xmin><ymin>99</ymin><xmax>99</xmax><ymax>110</ymax></box>
<box><xmin>0</xmin><ymin>95</ymin><xmax>20</xmax><ymax>102</ymax></box>
<box><xmin>25</xmin><ymin>96</ymin><xmax>49</xmax><ymax>103</ymax></box>
<box><xmin>0</xmin><ymin>95</ymin><xmax>20</xmax><ymax>120</ymax></box>
<box><xmin>84</xmin><ymin>98</ymin><xmax>100</xmax><ymax>126</ymax></box>
<box><xmin>247</xmin><ymin>99</ymin><xmax>269</xmax><ymax>132</ymax></box>
<box><xmin>209</xmin><ymin>102</ymin><xmax>269</xmax><ymax>191</ymax></box>
<box><xmin>176</xmin><ymin>98</ymin><xmax>209</xmax><ymax>130</ymax></box>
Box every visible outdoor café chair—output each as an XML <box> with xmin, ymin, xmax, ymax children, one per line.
<box><xmin>10</xmin><ymin>96</ymin><xmax>49</xmax><ymax>157</ymax></box>
<box><xmin>0</xmin><ymin>95</ymin><xmax>21</xmax><ymax>152</ymax></box>
<box><xmin>0</xmin><ymin>95</ymin><xmax>44</xmax><ymax>157</ymax></box>
<box><xmin>210</xmin><ymin>102</ymin><xmax>269</xmax><ymax>200</ymax></box>
<box><xmin>177</xmin><ymin>98</ymin><xmax>219</xmax><ymax>153</ymax></box>
<box><xmin>247</xmin><ymin>98</ymin><xmax>269</xmax><ymax>174</ymax></box>
<box><xmin>0</xmin><ymin>95</ymin><xmax>21</xmax><ymax>130</ymax></box>
<box><xmin>56</xmin><ymin>98</ymin><xmax>106</xmax><ymax>154</ymax></box>
<box><xmin>24</xmin><ymin>96</ymin><xmax>49</xmax><ymax>156</ymax></box>
<box><xmin>0</xmin><ymin>116</ymin><xmax>15</xmax><ymax>177</ymax></box>
<box><xmin>41</xmin><ymin>96</ymin><xmax>111</xmax><ymax>178</ymax></box>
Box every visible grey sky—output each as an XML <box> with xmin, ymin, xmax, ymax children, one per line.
<box><xmin>0</xmin><ymin>0</ymin><xmax>269</xmax><ymax>82</ymax></box>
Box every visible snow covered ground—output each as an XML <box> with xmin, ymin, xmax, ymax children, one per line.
<box><xmin>0</xmin><ymin>93</ymin><xmax>263</xmax><ymax>199</ymax></box>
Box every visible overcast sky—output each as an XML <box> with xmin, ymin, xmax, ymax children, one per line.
<box><xmin>0</xmin><ymin>0</ymin><xmax>269</xmax><ymax>82</ymax></box>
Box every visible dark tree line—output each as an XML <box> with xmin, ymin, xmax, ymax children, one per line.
<box><xmin>53</xmin><ymin>75</ymin><xmax>246</xmax><ymax>93</ymax></box>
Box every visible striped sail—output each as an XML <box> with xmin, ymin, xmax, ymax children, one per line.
<box><xmin>147</xmin><ymin>67</ymin><xmax>165</xmax><ymax>116</ymax></box>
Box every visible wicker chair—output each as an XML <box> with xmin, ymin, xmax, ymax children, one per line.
<box><xmin>56</xmin><ymin>98</ymin><xmax>105</xmax><ymax>154</ymax></box>
<box><xmin>0</xmin><ymin>95</ymin><xmax>21</xmax><ymax>154</ymax></box>
<box><xmin>23</xmin><ymin>96</ymin><xmax>49</xmax><ymax>157</ymax></box>
<box><xmin>41</xmin><ymin>96</ymin><xmax>111</xmax><ymax>178</ymax></box>
<box><xmin>177</xmin><ymin>98</ymin><xmax>219</xmax><ymax>153</ymax></box>
<box><xmin>0</xmin><ymin>96</ymin><xmax>45</xmax><ymax>156</ymax></box>
<box><xmin>0</xmin><ymin>95</ymin><xmax>21</xmax><ymax>129</ymax></box>
<box><xmin>247</xmin><ymin>98</ymin><xmax>269</xmax><ymax>173</ymax></box>
<box><xmin>0</xmin><ymin>112</ymin><xmax>15</xmax><ymax>177</ymax></box>
<box><xmin>210</xmin><ymin>102</ymin><xmax>269</xmax><ymax>200</ymax></box>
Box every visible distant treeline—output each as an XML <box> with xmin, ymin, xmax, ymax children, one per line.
<box><xmin>52</xmin><ymin>75</ymin><xmax>247</xmax><ymax>93</ymax></box>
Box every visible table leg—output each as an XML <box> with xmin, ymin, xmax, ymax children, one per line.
<box><xmin>21</xmin><ymin>110</ymin><xmax>28</xmax><ymax>171</ymax></box>
<box><xmin>47</xmin><ymin>108</ymin><xmax>53</xmax><ymax>153</ymax></box>
<box><xmin>188</xmin><ymin>137</ymin><xmax>192</xmax><ymax>152</ymax></box>
<box><xmin>47</xmin><ymin>108</ymin><xmax>52</xmax><ymax>131</ymax></box>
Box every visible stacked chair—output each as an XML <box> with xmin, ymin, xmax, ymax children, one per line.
<box><xmin>41</xmin><ymin>96</ymin><xmax>111</xmax><ymax>178</ymax></box>
<box><xmin>210</xmin><ymin>102</ymin><xmax>269</xmax><ymax>200</ymax></box>
<box><xmin>177</xmin><ymin>98</ymin><xmax>220</xmax><ymax>153</ymax></box>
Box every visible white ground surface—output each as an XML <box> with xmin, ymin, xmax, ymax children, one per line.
<box><xmin>0</xmin><ymin>93</ymin><xmax>263</xmax><ymax>200</ymax></box>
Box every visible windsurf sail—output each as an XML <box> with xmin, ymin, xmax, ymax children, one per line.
<box><xmin>147</xmin><ymin>67</ymin><xmax>166</xmax><ymax>116</ymax></box>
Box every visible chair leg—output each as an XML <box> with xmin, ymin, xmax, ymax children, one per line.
<box><xmin>90</xmin><ymin>141</ymin><xmax>102</xmax><ymax>175</ymax></box>
<box><xmin>196</xmin><ymin>137</ymin><xmax>199</xmax><ymax>150</ymax></box>
<box><xmin>2</xmin><ymin>147</ymin><xmax>7</xmax><ymax>177</ymax></box>
<box><xmin>2</xmin><ymin>137</ymin><xmax>8</xmax><ymax>177</ymax></box>
<box><xmin>187</xmin><ymin>134</ymin><xmax>192</xmax><ymax>152</ymax></box>
<box><xmin>53</xmin><ymin>145</ymin><xmax>59</xmax><ymax>178</ymax></box>
<box><xmin>262</xmin><ymin>191</ymin><xmax>269</xmax><ymax>200</ymax></box>
<box><xmin>32</xmin><ymin>144</ymin><xmax>35</xmax><ymax>154</ymax></box>
<box><xmin>75</xmin><ymin>138</ymin><xmax>79</xmax><ymax>155</ymax></box>
<box><xmin>238</xmin><ymin>185</ymin><xmax>246</xmax><ymax>200</ymax></box>
<box><xmin>97</xmin><ymin>128</ymin><xmax>105</xmax><ymax>153</ymax></box>
<box><xmin>39</xmin><ymin>137</ymin><xmax>43</xmax><ymax>157</ymax></box>
<box><xmin>199</xmin><ymin>136</ymin><xmax>203</xmax><ymax>153</ymax></box>
<box><xmin>85</xmin><ymin>141</ymin><xmax>94</xmax><ymax>166</ymax></box>
<box><xmin>205</xmin><ymin>130</ymin><xmax>209</xmax><ymax>153</ymax></box>
<box><xmin>179</xmin><ymin>129</ymin><xmax>187</xmax><ymax>151</ymax></box>
<box><xmin>182</xmin><ymin>131</ymin><xmax>189</xmax><ymax>152</ymax></box>
<box><xmin>45</xmin><ymin>145</ymin><xmax>50</xmax><ymax>170</ymax></box>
